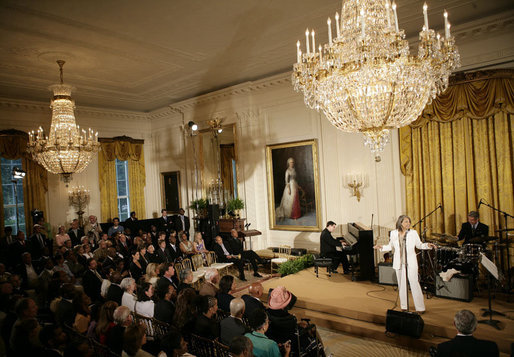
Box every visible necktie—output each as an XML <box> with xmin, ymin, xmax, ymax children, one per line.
<box><xmin>38</xmin><ymin>234</ymin><xmax>44</xmax><ymax>248</ymax></box>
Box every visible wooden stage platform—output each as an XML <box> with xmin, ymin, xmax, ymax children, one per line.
<box><xmin>260</xmin><ymin>268</ymin><xmax>514</xmax><ymax>355</ymax></box>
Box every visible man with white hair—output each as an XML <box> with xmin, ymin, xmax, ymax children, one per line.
<box><xmin>106</xmin><ymin>305</ymin><xmax>133</xmax><ymax>355</ymax></box>
<box><xmin>436</xmin><ymin>310</ymin><xmax>498</xmax><ymax>357</ymax></box>
<box><xmin>85</xmin><ymin>215</ymin><xmax>103</xmax><ymax>243</ymax></box>
<box><xmin>199</xmin><ymin>268</ymin><xmax>220</xmax><ymax>296</ymax></box>
<box><xmin>220</xmin><ymin>298</ymin><xmax>250</xmax><ymax>345</ymax></box>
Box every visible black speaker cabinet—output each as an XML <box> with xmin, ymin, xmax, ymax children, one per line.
<box><xmin>435</xmin><ymin>274</ymin><xmax>473</xmax><ymax>302</ymax></box>
<box><xmin>208</xmin><ymin>204</ymin><xmax>220</xmax><ymax>220</ymax></box>
<box><xmin>386</xmin><ymin>309</ymin><xmax>424</xmax><ymax>338</ymax></box>
<box><xmin>378</xmin><ymin>262</ymin><xmax>397</xmax><ymax>286</ymax></box>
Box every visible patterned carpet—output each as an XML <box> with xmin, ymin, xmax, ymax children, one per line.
<box><xmin>318</xmin><ymin>327</ymin><xmax>429</xmax><ymax>357</ymax></box>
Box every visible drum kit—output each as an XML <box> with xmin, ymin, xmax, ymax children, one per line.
<box><xmin>427</xmin><ymin>233</ymin><xmax>501</xmax><ymax>275</ymax></box>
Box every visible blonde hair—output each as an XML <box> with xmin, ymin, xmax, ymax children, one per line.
<box><xmin>146</xmin><ymin>263</ymin><xmax>159</xmax><ymax>279</ymax></box>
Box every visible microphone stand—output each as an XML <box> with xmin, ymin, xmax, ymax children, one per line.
<box><xmin>413</xmin><ymin>204</ymin><xmax>442</xmax><ymax>295</ymax></box>
<box><xmin>480</xmin><ymin>201</ymin><xmax>513</xmax><ymax>295</ymax></box>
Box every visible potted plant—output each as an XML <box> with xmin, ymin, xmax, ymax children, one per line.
<box><xmin>189</xmin><ymin>198</ymin><xmax>208</xmax><ymax>218</ymax></box>
<box><xmin>226</xmin><ymin>198</ymin><xmax>245</xmax><ymax>218</ymax></box>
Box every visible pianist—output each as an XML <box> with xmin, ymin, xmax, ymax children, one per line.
<box><xmin>320</xmin><ymin>221</ymin><xmax>350</xmax><ymax>274</ymax></box>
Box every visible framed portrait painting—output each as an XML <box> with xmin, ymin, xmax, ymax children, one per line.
<box><xmin>266</xmin><ymin>139</ymin><xmax>322</xmax><ymax>231</ymax></box>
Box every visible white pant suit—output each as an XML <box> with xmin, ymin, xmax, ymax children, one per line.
<box><xmin>380</xmin><ymin>229</ymin><xmax>431</xmax><ymax>311</ymax></box>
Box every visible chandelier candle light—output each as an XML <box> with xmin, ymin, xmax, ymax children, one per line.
<box><xmin>68</xmin><ymin>185</ymin><xmax>90</xmax><ymax>227</ymax></box>
<box><xmin>292</xmin><ymin>1</ymin><xmax>460</xmax><ymax>161</ymax></box>
<box><xmin>27</xmin><ymin>60</ymin><xmax>100</xmax><ymax>183</ymax></box>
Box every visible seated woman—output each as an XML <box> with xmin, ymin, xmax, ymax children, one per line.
<box><xmin>179</xmin><ymin>232</ymin><xmax>197</xmax><ymax>257</ymax></box>
<box><xmin>145</xmin><ymin>262</ymin><xmax>161</xmax><ymax>287</ymax></box>
<box><xmin>95</xmin><ymin>301</ymin><xmax>118</xmax><ymax>344</ymax></box>
<box><xmin>129</xmin><ymin>249</ymin><xmax>145</xmax><ymax>281</ymax></box>
<box><xmin>245</xmin><ymin>309</ymin><xmax>290</xmax><ymax>357</ymax></box>
<box><xmin>121</xmin><ymin>277</ymin><xmax>137</xmax><ymax>312</ymax></box>
<box><xmin>122</xmin><ymin>323</ymin><xmax>153</xmax><ymax>357</ymax></box>
<box><xmin>134</xmin><ymin>282</ymin><xmax>155</xmax><ymax>318</ymax></box>
<box><xmin>216</xmin><ymin>275</ymin><xmax>235</xmax><ymax>313</ymax></box>
<box><xmin>172</xmin><ymin>288</ymin><xmax>198</xmax><ymax>339</ymax></box>
<box><xmin>193</xmin><ymin>232</ymin><xmax>209</xmax><ymax>263</ymax></box>
<box><xmin>159</xmin><ymin>328</ymin><xmax>195</xmax><ymax>357</ymax></box>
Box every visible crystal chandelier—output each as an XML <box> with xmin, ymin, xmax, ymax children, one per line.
<box><xmin>27</xmin><ymin>60</ymin><xmax>100</xmax><ymax>183</ymax></box>
<box><xmin>292</xmin><ymin>1</ymin><xmax>460</xmax><ymax>161</ymax></box>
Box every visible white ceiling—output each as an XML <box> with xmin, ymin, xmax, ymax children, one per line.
<box><xmin>0</xmin><ymin>0</ymin><xmax>512</xmax><ymax>112</ymax></box>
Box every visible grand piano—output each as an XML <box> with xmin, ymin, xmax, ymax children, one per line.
<box><xmin>339</xmin><ymin>222</ymin><xmax>374</xmax><ymax>281</ymax></box>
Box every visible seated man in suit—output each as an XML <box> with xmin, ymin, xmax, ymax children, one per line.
<box><xmin>241</xmin><ymin>283</ymin><xmax>265</xmax><ymax>319</ymax></box>
<box><xmin>106</xmin><ymin>271</ymin><xmax>123</xmax><ymax>305</ymax></box>
<box><xmin>213</xmin><ymin>235</ymin><xmax>247</xmax><ymax>281</ymax></box>
<box><xmin>458</xmin><ymin>211</ymin><xmax>489</xmax><ymax>245</ymax></box>
<box><xmin>82</xmin><ymin>258</ymin><xmax>104</xmax><ymax>302</ymax></box>
<box><xmin>220</xmin><ymin>298</ymin><xmax>250</xmax><ymax>346</ymax></box>
<box><xmin>320</xmin><ymin>221</ymin><xmax>349</xmax><ymax>274</ymax></box>
<box><xmin>154</xmin><ymin>283</ymin><xmax>176</xmax><ymax>322</ymax></box>
<box><xmin>228</xmin><ymin>229</ymin><xmax>263</xmax><ymax>278</ymax></box>
<box><xmin>193</xmin><ymin>295</ymin><xmax>220</xmax><ymax>340</ymax></box>
<box><xmin>436</xmin><ymin>309</ymin><xmax>499</xmax><ymax>357</ymax></box>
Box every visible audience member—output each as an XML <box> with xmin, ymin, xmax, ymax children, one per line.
<box><xmin>95</xmin><ymin>300</ymin><xmax>118</xmax><ymax>344</ymax></box>
<box><xmin>179</xmin><ymin>232</ymin><xmax>196</xmax><ymax>257</ymax></box>
<box><xmin>193</xmin><ymin>295</ymin><xmax>219</xmax><ymax>340</ymax></box>
<box><xmin>436</xmin><ymin>309</ymin><xmax>499</xmax><ymax>357</ymax></box>
<box><xmin>245</xmin><ymin>309</ymin><xmax>290</xmax><ymax>357</ymax></box>
<box><xmin>121</xmin><ymin>277</ymin><xmax>137</xmax><ymax>311</ymax></box>
<box><xmin>108</xmin><ymin>217</ymin><xmax>125</xmax><ymax>238</ymax></box>
<box><xmin>242</xmin><ymin>283</ymin><xmax>265</xmax><ymax>319</ymax></box>
<box><xmin>39</xmin><ymin>323</ymin><xmax>68</xmax><ymax>357</ymax></box>
<box><xmin>157</xmin><ymin>262</ymin><xmax>178</xmax><ymax>292</ymax></box>
<box><xmin>107</xmin><ymin>305</ymin><xmax>133</xmax><ymax>355</ymax></box>
<box><xmin>55</xmin><ymin>284</ymin><xmax>77</xmax><ymax>327</ymax></box>
<box><xmin>155</xmin><ymin>283</ymin><xmax>176</xmax><ymax>322</ymax></box>
<box><xmin>122</xmin><ymin>323</ymin><xmax>152</xmax><ymax>357</ymax></box>
<box><xmin>217</xmin><ymin>274</ymin><xmax>236</xmax><ymax>312</ymax></box>
<box><xmin>73</xmin><ymin>291</ymin><xmax>92</xmax><ymax>334</ymax></box>
<box><xmin>173</xmin><ymin>288</ymin><xmax>198</xmax><ymax>337</ymax></box>
<box><xmin>213</xmin><ymin>236</ymin><xmax>247</xmax><ymax>281</ymax></box>
<box><xmin>159</xmin><ymin>328</ymin><xmax>194</xmax><ymax>357</ymax></box>
<box><xmin>229</xmin><ymin>336</ymin><xmax>254</xmax><ymax>357</ymax></box>
<box><xmin>130</xmin><ymin>249</ymin><xmax>145</xmax><ymax>281</ymax></box>
<box><xmin>83</xmin><ymin>258</ymin><xmax>104</xmax><ymax>302</ymax></box>
<box><xmin>220</xmin><ymin>297</ymin><xmax>250</xmax><ymax>345</ymax></box>
<box><xmin>55</xmin><ymin>225</ymin><xmax>71</xmax><ymax>249</ymax></box>
<box><xmin>177</xmin><ymin>269</ymin><xmax>194</xmax><ymax>293</ymax></box>
<box><xmin>68</xmin><ymin>219</ymin><xmax>85</xmax><ymax>247</ymax></box>
<box><xmin>106</xmin><ymin>271</ymin><xmax>124</xmax><ymax>305</ymax></box>
<box><xmin>135</xmin><ymin>282</ymin><xmax>155</xmax><ymax>318</ymax></box>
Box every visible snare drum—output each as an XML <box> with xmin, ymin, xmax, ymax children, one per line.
<box><xmin>463</xmin><ymin>244</ymin><xmax>482</xmax><ymax>261</ymax></box>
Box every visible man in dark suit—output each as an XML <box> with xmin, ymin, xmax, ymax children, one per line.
<box><xmin>39</xmin><ymin>324</ymin><xmax>68</xmax><ymax>357</ymax></box>
<box><xmin>173</xmin><ymin>208</ymin><xmax>190</xmax><ymax>237</ymax></box>
<box><xmin>320</xmin><ymin>221</ymin><xmax>349</xmax><ymax>274</ymax></box>
<box><xmin>228</xmin><ymin>229</ymin><xmax>263</xmax><ymax>277</ymax></box>
<box><xmin>193</xmin><ymin>295</ymin><xmax>220</xmax><ymax>340</ymax></box>
<box><xmin>436</xmin><ymin>309</ymin><xmax>499</xmax><ymax>357</ymax></box>
<box><xmin>213</xmin><ymin>235</ymin><xmax>247</xmax><ymax>281</ymax></box>
<box><xmin>105</xmin><ymin>272</ymin><xmax>123</xmax><ymax>305</ymax></box>
<box><xmin>158</xmin><ymin>209</ymin><xmax>172</xmax><ymax>235</ymax></box>
<box><xmin>241</xmin><ymin>283</ymin><xmax>265</xmax><ymax>319</ymax></box>
<box><xmin>458</xmin><ymin>211</ymin><xmax>489</xmax><ymax>245</ymax></box>
<box><xmin>124</xmin><ymin>211</ymin><xmax>138</xmax><ymax>234</ymax></box>
<box><xmin>15</xmin><ymin>252</ymin><xmax>40</xmax><ymax>290</ymax></box>
<box><xmin>0</xmin><ymin>226</ymin><xmax>14</xmax><ymax>263</ymax></box>
<box><xmin>55</xmin><ymin>283</ymin><xmax>76</xmax><ymax>327</ymax></box>
<box><xmin>82</xmin><ymin>258</ymin><xmax>103</xmax><ymax>302</ymax></box>
<box><xmin>28</xmin><ymin>224</ymin><xmax>50</xmax><ymax>260</ymax></box>
<box><xmin>145</xmin><ymin>243</ymin><xmax>160</xmax><ymax>264</ymax></box>
<box><xmin>154</xmin><ymin>284</ymin><xmax>176</xmax><ymax>322</ymax></box>
<box><xmin>166</xmin><ymin>231</ymin><xmax>181</xmax><ymax>261</ymax></box>
<box><xmin>220</xmin><ymin>298</ymin><xmax>250</xmax><ymax>345</ymax></box>
<box><xmin>156</xmin><ymin>263</ymin><xmax>178</xmax><ymax>292</ymax></box>
<box><xmin>68</xmin><ymin>219</ymin><xmax>85</xmax><ymax>247</ymax></box>
<box><xmin>8</xmin><ymin>231</ymin><xmax>28</xmax><ymax>269</ymax></box>
<box><xmin>156</xmin><ymin>239</ymin><xmax>172</xmax><ymax>263</ymax></box>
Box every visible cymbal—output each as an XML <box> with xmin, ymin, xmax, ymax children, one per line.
<box><xmin>431</xmin><ymin>233</ymin><xmax>459</xmax><ymax>242</ymax></box>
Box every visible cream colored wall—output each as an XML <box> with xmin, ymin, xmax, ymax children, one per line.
<box><xmin>0</xmin><ymin>100</ymin><xmax>161</xmax><ymax>233</ymax></box>
<box><xmin>146</xmin><ymin>81</ymin><xmax>404</xmax><ymax>252</ymax></box>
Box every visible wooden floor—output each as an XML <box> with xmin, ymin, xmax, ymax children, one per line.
<box><xmin>260</xmin><ymin>268</ymin><xmax>514</xmax><ymax>355</ymax></box>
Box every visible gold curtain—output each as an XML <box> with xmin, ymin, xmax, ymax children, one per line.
<box><xmin>0</xmin><ymin>130</ymin><xmax>48</xmax><ymax>234</ymax></box>
<box><xmin>399</xmin><ymin>70</ymin><xmax>514</xmax><ymax>239</ymax></box>
<box><xmin>98</xmin><ymin>137</ymin><xmax>146</xmax><ymax>222</ymax></box>
<box><xmin>220</xmin><ymin>144</ymin><xmax>235</xmax><ymax>200</ymax></box>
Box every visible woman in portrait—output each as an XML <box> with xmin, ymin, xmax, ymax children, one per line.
<box><xmin>276</xmin><ymin>157</ymin><xmax>301</xmax><ymax>220</ymax></box>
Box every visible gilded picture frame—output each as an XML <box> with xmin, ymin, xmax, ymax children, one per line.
<box><xmin>266</xmin><ymin>139</ymin><xmax>322</xmax><ymax>231</ymax></box>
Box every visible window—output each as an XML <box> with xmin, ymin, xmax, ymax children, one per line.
<box><xmin>1</xmin><ymin>158</ymin><xmax>25</xmax><ymax>234</ymax></box>
<box><xmin>115</xmin><ymin>159</ymin><xmax>130</xmax><ymax>221</ymax></box>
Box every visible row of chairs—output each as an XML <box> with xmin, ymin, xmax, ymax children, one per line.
<box><xmin>174</xmin><ymin>252</ymin><xmax>234</xmax><ymax>288</ymax></box>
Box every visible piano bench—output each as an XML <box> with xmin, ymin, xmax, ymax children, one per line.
<box><xmin>314</xmin><ymin>258</ymin><xmax>333</xmax><ymax>278</ymax></box>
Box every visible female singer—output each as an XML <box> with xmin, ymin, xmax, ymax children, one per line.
<box><xmin>373</xmin><ymin>215</ymin><xmax>436</xmax><ymax>313</ymax></box>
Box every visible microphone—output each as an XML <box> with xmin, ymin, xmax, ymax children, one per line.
<box><xmin>438</xmin><ymin>203</ymin><xmax>443</xmax><ymax>213</ymax></box>
<box><xmin>478</xmin><ymin>198</ymin><xmax>483</xmax><ymax>209</ymax></box>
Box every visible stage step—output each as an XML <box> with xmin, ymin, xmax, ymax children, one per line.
<box><xmin>291</xmin><ymin>305</ymin><xmax>449</xmax><ymax>352</ymax></box>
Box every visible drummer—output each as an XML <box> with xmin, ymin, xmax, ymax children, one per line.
<box><xmin>458</xmin><ymin>211</ymin><xmax>489</xmax><ymax>245</ymax></box>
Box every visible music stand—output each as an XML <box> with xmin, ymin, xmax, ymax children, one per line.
<box><xmin>478</xmin><ymin>253</ymin><xmax>504</xmax><ymax>330</ymax></box>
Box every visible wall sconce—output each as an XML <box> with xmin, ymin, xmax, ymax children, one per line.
<box><xmin>188</xmin><ymin>121</ymin><xmax>198</xmax><ymax>132</ymax></box>
<box><xmin>343</xmin><ymin>173</ymin><xmax>368</xmax><ymax>201</ymax></box>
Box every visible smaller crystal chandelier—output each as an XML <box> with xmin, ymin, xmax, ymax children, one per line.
<box><xmin>27</xmin><ymin>60</ymin><xmax>100</xmax><ymax>184</ymax></box>
<box><xmin>68</xmin><ymin>186</ymin><xmax>90</xmax><ymax>227</ymax></box>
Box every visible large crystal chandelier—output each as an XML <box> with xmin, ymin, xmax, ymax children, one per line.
<box><xmin>27</xmin><ymin>60</ymin><xmax>100</xmax><ymax>183</ymax></box>
<box><xmin>292</xmin><ymin>0</ymin><xmax>460</xmax><ymax>161</ymax></box>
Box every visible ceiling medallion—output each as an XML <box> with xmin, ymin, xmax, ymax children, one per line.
<box><xmin>27</xmin><ymin>60</ymin><xmax>100</xmax><ymax>184</ymax></box>
<box><xmin>292</xmin><ymin>0</ymin><xmax>460</xmax><ymax>161</ymax></box>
